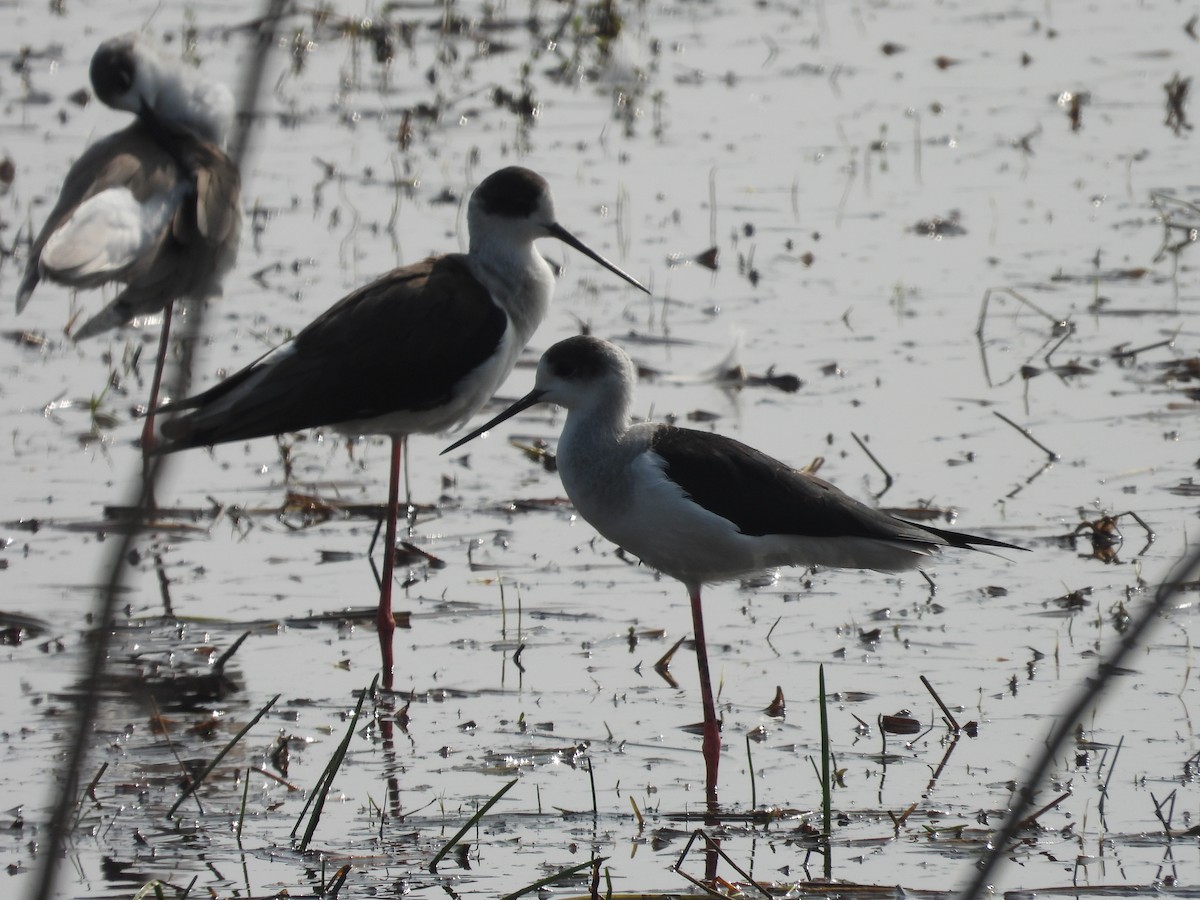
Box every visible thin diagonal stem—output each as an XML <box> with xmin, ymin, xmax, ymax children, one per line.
<box><xmin>30</xmin><ymin>10</ymin><xmax>285</xmax><ymax>900</ymax></box>
<box><xmin>960</xmin><ymin>544</ymin><xmax>1200</xmax><ymax>899</ymax></box>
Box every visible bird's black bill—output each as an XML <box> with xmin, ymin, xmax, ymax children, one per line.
<box><xmin>441</xmin><ymin>389</ymin><xmax>548</xmax><ymax>455</ymax></box>
<box><xmin>550</xmin><ymin>223</ymin><xmax>650</xmax><ymax>294</ymax></box>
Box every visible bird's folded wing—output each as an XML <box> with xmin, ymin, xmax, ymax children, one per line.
<box><xmin>40</xmin><ymin>184</ymin><xmax>182</xmax><ymax>283</ymax></box>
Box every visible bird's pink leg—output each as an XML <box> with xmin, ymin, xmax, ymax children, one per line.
<box><xmin>689</xmin><ymin>586</ymin><xmax>720</xmax><ymax>809</ymax></box>
<box><xmin>377</xmin><ymin>437</ymin><xmax>403</xmax><ymax>691</ymax></box>
<box><xmin>138</xmin><ymin>304</ymin><xmax>174</xmax><ymax>507</ymax></box>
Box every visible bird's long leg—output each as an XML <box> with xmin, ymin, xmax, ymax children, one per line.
<box><xmin>377</xmin><ymin>437</ymin><xmax>403</xmax><ymax>691</ymax></box>
<box><xmin>688</xmin><ymin>586</ymin><xmax>721</xmax><ymax>810</ymax></box>
<box><xmin>137</xmin><ymin>307</ymin><xmax>175</xmax><ymax>511</ymax></box>
<box><xmin>140</xmin><ymin>303</ymin><xmax>173</xmax><ymax>456</ymax></box>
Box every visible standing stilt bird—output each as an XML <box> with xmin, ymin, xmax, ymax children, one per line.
<box><xmin>16</xmin><ymin>32</ymin><xmax>241</xmax><ymax>456</ymax></box>
<box><xmin>443</xmin><ymin>335</ymin><xmax>1027</xmax><ymax>806</ymax></box>
<box><xmin>155</xmin><ymin>168</ymin><xmax>650</xmax><ymax>689</ymax></box>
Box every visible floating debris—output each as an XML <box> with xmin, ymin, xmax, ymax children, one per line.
<box><xmin>911</xmin><ymin>211</ymin><xmax>966</xmax><ymax>237</ymax></box>
<box><xmin>764</xmin><ymin>686</ymin><xmax>786</xmax><ymax>718</ymax></box>
<box><xmin>881</xmin><ymin>713</ymin><xmax>922</xmax><ymax>735</ymax></box>
<box><xmin>1164</xmin><ymin>72</ymin><xmax>1191</xmax><ymax>135</ymax></box>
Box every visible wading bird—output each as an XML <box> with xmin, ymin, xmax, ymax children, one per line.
<box><xmin>157</xmin><ymin>168</ymin><xmax>649</xmax><ymax>690</ymax></box>
<box><xmin>443</xmin><ymin>335</ymin><xmax>1026</xmax><ymax>806</ymax></box>
<box><xmin>16</xmin><ymin>32</ymin><xmax>241</xmax><ymax>455</ymax></box>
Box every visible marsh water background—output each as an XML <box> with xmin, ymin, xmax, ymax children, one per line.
<box><xmin>4</xmin><ymin>0</ymin><xmax>1200</xmax><ymax>896</ymax></box>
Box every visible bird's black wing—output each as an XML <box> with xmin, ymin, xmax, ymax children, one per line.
<box><xmin>650</xmin><ymin>426</ymin><xmax>1023</xmax><ymax>551</ymax></box>
<box><xmin>161</xmin><ymin>254</ymin><xmax>505</xmax><ymax>447</ymax></box>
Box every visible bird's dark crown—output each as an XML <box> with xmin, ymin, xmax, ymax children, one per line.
<box><xmin>544</xmin><ymin>335</ymin><xmax>617</xmax><ymax>382</ymax></box>
<box><xmin>90</xmin><ymin>40</ymin><xmax>137</xmax><ymax>106</ymax></box>
<box><xmin>473</xmin><ymin>166</ymin><xmax>548</xmax><ymax>219</ymax></box>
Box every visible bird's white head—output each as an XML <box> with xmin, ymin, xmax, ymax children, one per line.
<box><xmin>467</xmin><ymin>167</ymin><xmax>649</xmax><ymax>293</ymax></box>
<box><xmin>467</xmin><ymin>167</ymin><xmax>558</xmax><ymax>251</ymax></box>
<box><xmin>441</xmin><ymin>335</ymin><xmax>636</xmax><ymax>456</ymax></box>
<box><xmin>532</xmin><ymin>335</ymin><xmax>636</xmax><ymax>417</ymax></box>
<box><xmin>90</xmin><ymin>33</ymin><xmax>235</xmax><ymax>147</ymax></box>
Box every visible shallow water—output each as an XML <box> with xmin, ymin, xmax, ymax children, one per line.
<box><xmin>4</xmin><ymin>0</ymin><xmax>1200</xmax><ymax>897</ymax></box>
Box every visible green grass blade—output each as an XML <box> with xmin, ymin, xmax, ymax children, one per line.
<box><xmin>428</xmin><ymin>778</ymin><xmax>517</xmax><ymax>873</ymax></box>
<box><xmin>167</xmin><ymin>693</ymin><xmax>280</xmax><ymax>818</ymax></box>
<box><xmin>295</xmin><ymin>677</ymin><xmax>375</xmax><ymax>851</ymax></box>
<box><xmin>498</xmin><ymin>855</ymin><xmax>607</xmax><ymax>900</ymax></box>
<box><xmin>746</xmin><ymin>734</ymin><xmax>757</xmax><ymax>810</ymax></box>
<box><xmin>819</xmin><ymin>664</ymin><xmax>832</xmax><ymax>879</ymax></box>
<box><xmin>236</xmin><ymin>766</ymin><xmax>251</xmax><ymax>846</ymax></box>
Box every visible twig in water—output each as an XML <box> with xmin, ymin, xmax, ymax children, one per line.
<box><xmin>1019</xmin><ymin>790</ymin><xmax>1071</xmax><ymax>829</ymax></box>
<box><xmin>214</xmin><ymin>630</ymin><xmax>251</xmax><ymax>672</ymax></box>
<box><xmin>889</xmin><ymin>800</ymin><xmax>919</xmax><ymax>833</ymax></box>
<box><xmin>851</xmin><ymin>432</ymin><xmax>893</xmax><ymax>500</ymax></box>
<box><xmin>993</xmin><ymin>411</ymin><xmax>1060</xmax><ymax>462</ymax></box>
<box><xmin>746</xmin><ymin>734</ymin><xmax>757</xmax><ymax>810</ymax></box>
<box><xmin>255</xmin><ymin>765</ymin><xmax>298</xmax><ymax>791</ymax></box>
<box><xmin>1098</xmin><ymin>735</ymin><xmax>1123</xmax><ymax>820</ymax></box>
<box><xmin>819</xmin><ymin>664</ymin><xmax>832</xmax><ymax>880</ymax></box>
<box><xmin>629</xmin><ymin>795</ymin><xmax>644</xmax><ymax>829</ymax></box>
<box><xmin>673</xmin><ymin>829</ymin><xmax>773</xmax><ymax>900</ymax></box>
<box><xmin>589</xmin><ymin>853</ymin><xmax>602</xmax><ymax>900</ymax></box>
<box><xmin>975</xmin><ymin>287</ymin><xmax>1054</xmax><ymax>387</ymax></box>
<box><xmin>325</xmin><ymin>864</ymin><xmax>352</xmax><ymax>898</ymax></box>
<box><xmin>1150</xmin><ymin>191</ymin><xmax>1200</xmax><ymax>266</ymax></box>
<box><xmin>587</xmin><ymin>756</ymin><xmax>598</xmax><ymax>818</ymax></box>
<box><xmin>654</xmin><ymin>635</ymin><xmax>687</xmax><ymax>687</ymax></box>
<box><xmin>132</xmin><ymin>880</ymin><xmax>173</xmax><ymax>900</ymax></box>
<box><xmin>924</xmin><ymin>734</ymin><xmax>961</xmax><ymax>797</ymax></box>
<box><xmin>498</xmin><ymin>574</ymin><xmax>507</xmax><ymax>639</ymax></box>
<box><xmin>71</xmin><ymin>762</ymin><xmax>108</xmax><ymax>830</ymax></box>
<box><xmin>1151</xmin><ymin>789</ymin><xmax>1176</xmax><ymax>834</ymax></box>
<box><xmin>516</xmin><ymin>580</ymin><xmax>524</xmax><ymax>640</ymax></box>
<box><xmin>920</xmin><ymin>675</ymin><xmax>960</xmax><ymax>731</ymax></box>
<box><xmin>1111</xmin><ymin>328</ymin><xmax>1179</xmax><ymax>362</ymax></box>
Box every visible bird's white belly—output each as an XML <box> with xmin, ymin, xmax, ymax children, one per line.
<box><xmin>567</xmin><ymin>446</ymin><xmax>933</xmax><ymax>584</ymax></box>
<box><xmin>564</xmin><ymin>447</ymin><xmax>761</xmax><ymax>585</ymax></box>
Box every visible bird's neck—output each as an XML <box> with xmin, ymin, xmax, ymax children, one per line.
<box><xmin>558</xmin><ymin>400</ymin><xmax>632</xmax><ymax>469</ymax></box>
<box><xmin>145</xmin><ymin>65</ymin><xmax>234</xmax><ymax>148</ymax></box>
<box><xmin>557</xmin><ymin>409</ymin><xmax>640</xmax><ymax>520</ymax></box>
<box><xmin>467</xmin><ymin>241</ymin><xmax>554</xmax><ymax>343</ymax></box>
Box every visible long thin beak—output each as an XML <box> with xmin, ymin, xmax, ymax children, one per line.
<box><xmin>442</xmin><ymin>389</ymin><xmax>549</xmax><ymax>455</ymax></box>
<box><xmin>549</xmin><ymin>223</ymin><xmax>650</xmax><ymax>294</ymax></box>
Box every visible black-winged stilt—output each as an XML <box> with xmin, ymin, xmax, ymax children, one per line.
<box><xmin>443</xmin><ymin>335</ymin><xmax>1026</xmax><ymax>805</ymax></box>
<box><xmin>156</xmin><ymin>168</ymin><xmax>650</xmax><ymax>689</ymax></box>
<box><xmin>16</xmin><ymin>32</ymin><xmax>241</xmax><ymax>455</ymax></box>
